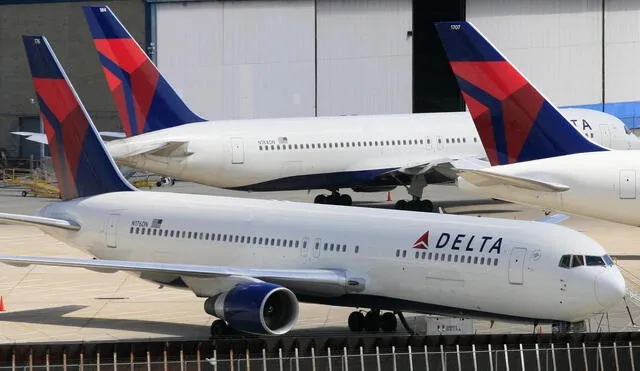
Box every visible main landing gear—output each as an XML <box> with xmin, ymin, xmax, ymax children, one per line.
<box><xmin>394</xmin><ymin>198</ymin><xmax>434</xmax><ymax>212</ymax></box>
<box><xmin>348</xmin><ymin>309</ymin><xmax>398</xmax><ymax>332</ymax></box>
<box><xmin>314</xmin><ymin>191</ymin><xmax>352</xmax><ymax>206</ymax></box>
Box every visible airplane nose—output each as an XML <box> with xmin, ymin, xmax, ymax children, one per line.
<box><xmin>595</xmin><ymin>269</ymin><xmax>626</xmax><ymax>308</ymax></box>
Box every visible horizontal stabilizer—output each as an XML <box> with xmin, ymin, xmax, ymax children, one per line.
<box><xmin>459</xmin><ymin>169</ymin><xmax>570</xmax><ymax>192</ymax></box>
<box><xmin>108</xmin><ymin>141</ymin><xmax>191</xmax><ymax>159</ymax></box>
<box><xmin>0</xmin><ymin>212</ymin><xmax>79</xmax><ymax>231</ymax></box>
<box><xmin>0</xmin><ymin>256</ymin><xmax>364</xmax><ymax>296</ymax></box>
<box><xmin>536</xmin><ymin>214</ymin><xmax>570</xmax><ymax>224</ymax></box>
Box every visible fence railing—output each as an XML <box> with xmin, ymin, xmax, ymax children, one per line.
<box><xmin>1</xmin><ymin>341</ymin><xmax>639</xmax><ymax>371</ymax></box>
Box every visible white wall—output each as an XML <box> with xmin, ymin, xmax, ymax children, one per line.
<box><xmin>157</xmin><ymin>1</ymin><xmax>316</xmax><ymax>120</ymax></box>
<box><xmin>316</xmin><ymin>0</ymin><xmax>412</xmax><ymax>116</ymax></box>
<box><xmin>156</xmin><ymin>0</ymin><xmax>413</xmax><ymax>120</ymax></box>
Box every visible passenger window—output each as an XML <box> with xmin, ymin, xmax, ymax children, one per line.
<box><xmin>164</xmin><ymin>230</ymin><xmax>168</xmax><ymax>237</ymax></box>
<box><xmin>494</xmin><ymin>259</ymin><xmax>498</xmax><ymax>266</ymax></box>
<box><xmin>252</xmin><ymin>237</ymin><xmax>257</xmax><ymax>244</ymax></box>
<box><xmin>473</xmin><ymin>257</ymin><xmax>478</xmax><ymax>264</ymax></box>
<box><xmin>571</xmin><ymin>255</ymin><xmax>585</xmax><ymax>268</ymax></box>
<box><xmin>446</xmin><ymin>139</ymin><xmax>449</xmax><ymax>143</ymax></box>
<box><xmin>487</xmin><ymin>258</ymin><xmax>491</xmax><ymax>265</ymax></box>
<box><xmin>323</xmin><ymin>143</ymin><xmax>327</xmax><ymax>148</ymax></box>
<box><xmin>422</xmin><ymin>252</ymin><xmax>426</xmax><ymax>259</ymax></box>
<box><xmin>270</xmin><ymin>145</ymin><xmax>274</xmax><ymax>150</ymax></box>
<box><xmin>241</xmin><ymin>236</ymin><xmax>245</xmax><ymax>243</ymax></box>
<box><xmin>434</xmin><ymin>253</ymin><xmax>439</xmax><ymax>260</ymax></box>
<box><xmin>181</xmin><ymin>231</ymin><xmax>186</xmax><ymax>238</ymax></box>
<box><xmin>355</xmin><ymin>245</ymin><xmax>359</xmax><ymax>253</ymax></box>
<box><xmin>295</xmin><ymin>240</ymin><xmax>299</xmax><ymax>248</ymax></box>
<box><xmin>342</xmin><ymin>245</ymin><xmax>347</xmax><ymax>252</ymax></box>
<box><xmin>289</xmin><ymin>240</ymin><xmax>293</xmax><ymax>248</ymax></box>
<box><xmin>454</xmin><ymin>255</ymin><xmax>458</xmax><ymax>263</ymax></box>
<box><xmin>396</xmin><ymin>250</ymin><xmax>400</xmax><ymax>257</ymax></box>
<box><xmin>147</xmin><ymin>229</ymin><xmax>151</xmax><ymax>235</ymax></box>
<box><xmin>438</xmin><ymin>139</ymin><xmax>442</xmax><ymax>143</ymax></box>
<box><xmin>402</xmin><ymin>250</ymin><xmax>407</xmax><ymax>258</ymax></box>
<box><xmin>441</xmin><ymin>254</ymin><xmax>445</xmax><ymax>261</ymax></box>
<box><xmin>270</xmin><ymin>238</ymin><xmax>275</xmax><ymax>246</ymax></box>
<box><xmin>447</xmin><ymin>254</ymin><xmax>452</xmax><ymax>262</ymax></box>
<box><xmin>259</xmin><ymin>146</ymin><xmax>263</xmax><ymax>151</ymax></box>
<box><xmin>559</xmin><ymin>255</ymin><xmax>571</xmax><ymax>268</ymax></box>
<box><xmin>129</xmin><ymin>227</ymin><xmax>134</xmax><ymax>234</ymax></box>
<box><xmin>474</xmin><ymin>138</ymin><xmax>478</xmax><ymax>143</ymax></box>
<box><xmin>467</xmin><ymin>256</ymin><xmax>472</xmax><ymax>263</ymax></box>
<box><xmin>428</xmin><ymin>252</ymin><xmax>433</xmax><ymax>260</ymax></box>
<box><xmin>586</xmin><ymin>255</ymin><xmax>606</xmax><ymax>266</ymax></box>
<box><xmin>324</xmin><ymin>243</ymin><xmax>329</xmax><ymax>251</ymax></box>
<box><xmin>415</xmin><ymin>251</ymin><xmax>419</xmax><ymax>259</ymax></box>
<box><xmin>303</xmin><ymin>240</ymin><xmax>307</xmax><ymax>249</ymax></box>
<box><xmin>152</xmin><ymin>229</ymin><xmax>157</xmax><ymax>236</ymax></box>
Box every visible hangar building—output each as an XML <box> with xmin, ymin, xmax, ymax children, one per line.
<box><xmin>1</xmin><ymin>0</ymin><xmax>639</xmax><ymax>160</ymax></box>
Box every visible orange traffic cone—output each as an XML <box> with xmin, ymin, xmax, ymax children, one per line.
<box><xmin>387</xmin><ymin>191</ymin><xmax>392</xmax><ymax>201</ymax></box>
<box><xmin>0</xmin><ymin>296</ymin><xmax>5</xmax><ymax>312</ymax></box>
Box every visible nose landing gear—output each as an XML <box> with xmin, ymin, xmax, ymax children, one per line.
<box><xmin>394</xmin><ymin>198</ymin><xmax>434</xmax><ymax>212</ymax></box>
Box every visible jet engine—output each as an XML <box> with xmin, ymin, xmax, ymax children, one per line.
<box><xmin>204</xmin><ymin>282</ymin><xmax>299</xmax><ymax>335</ymax></box>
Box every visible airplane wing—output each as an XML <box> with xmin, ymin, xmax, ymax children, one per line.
<box><xmin>0</xmin><ymin>255</ymin><xmax>363</xmax><ymax>297</ymax></box>
<box><xmin>458</xmin><ymin>169</ymin><xmax>570</xmax><ymax>192</ymax></box>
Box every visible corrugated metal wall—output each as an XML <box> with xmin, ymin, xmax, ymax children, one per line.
<box><xmin>466</xmin><ymin>0</ymin><xmax>640</xmax><ymax>128</ymax></box>
<box><xmin>155</xmin><ymin>0</ymin><xmax>412</xmax><ymax>120</ymax></box>
<box><xmin>316</xmin><ymin>0</ymin><xmax>412</xmax><ymax>116</ymax></box>
<box><xmin>466</xmin><ymin>0</ymin><xmax>603</xmax><ymax>107</ymax></box>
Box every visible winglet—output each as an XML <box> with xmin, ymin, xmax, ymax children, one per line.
<box><xmin>435</xmin><ymin>22</ymin><xmax>607</xmax><ymax>166</ymax></box>
<box><xmin>22</xmin><ymin>35</ymin><xmax>135</xmax><ymax>200</ymax></box>
<box><xmin>82</xmin><ymin>5</ymin><xmax>205</xmax><ymax>136</ymax></box>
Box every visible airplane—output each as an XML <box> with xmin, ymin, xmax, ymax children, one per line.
<box><xmin>69</xmin><ymin>5</ymin><xmax>640</xmax><ymax>212</ymax></box>
<box><xmin>0</xmin><ymin>35</ymin><xmax>625</xmax><ymax>337</ymax></box>
<box><xmin>435</xmin><ymin>21</ymin><xmax>640</xmax><ymax>227</ymax></box>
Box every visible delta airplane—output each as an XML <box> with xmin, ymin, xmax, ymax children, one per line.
<box><xmin>0</xmin><ymin>35</ymin><xmax>625</xmax><ymax>337</ymax></box>
<box><xmin>59</xmin><ymin>5</ymin><xmax>637</xmax><ymax>213</ymax></box>
<box><xmin>436</xmin><ymin>21</ymin><xmax>640</xmax><ymax>227</ymax></box>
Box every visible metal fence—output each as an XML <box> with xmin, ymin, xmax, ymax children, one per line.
<box><xmin>1</xmin><ymin>341</ymin><xmax>639</xmax><ymax>371</ymax></box>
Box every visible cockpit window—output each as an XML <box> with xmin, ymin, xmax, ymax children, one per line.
<box><xmin>585</xmin><ymin>255</ymin><xmax>606</xmax><ymax>266</ymax></box>
<box><xmin>603</xmin><ymin>254</ymin><xmax>615</xmax><ymax>266</ymax></box>
<box><xmin>571</xmin><ymin>255</ymin><xmax>584</xmax><ymax>268</ymax></box>
<box><xmin>560</xmin><ymin>254</ymin><xmax>613</xmax><ymax>269</ymax></box>
<box><xmin>625</xmin><ymin>126</ymin><xmax>632</xmax><ymax>135</ymax></box>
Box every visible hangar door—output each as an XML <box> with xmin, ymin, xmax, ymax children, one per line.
<box><xmin>156</xmin><ymin>1</ymin><xmax>316</xmax><ymax>120</ymax></box>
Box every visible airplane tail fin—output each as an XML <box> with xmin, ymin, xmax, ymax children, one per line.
<box><xmin>82</xmin><ymin>5</ymin><xmax>205</xmax><ymax>136</ymax></box>
<box><xmin>23</xmin><ymin>35</ymin><xmax>135</xmax><ymax>200</ymax></box>
<box><xmin>434</xmin><ymin>22</ymin><xmax>607</xmax><ymax>166</ymax></box>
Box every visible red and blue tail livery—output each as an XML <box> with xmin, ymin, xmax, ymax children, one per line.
<box><xmin>22</xmin><ymin>35</ymin><xmax>134</xmax><ymax>200</ymax></box>
<box><xmin>83</xmin><ymin>5</ymin><xmax>205</xmax><ymax>137</ymax></box>
<box><xmin>434</xmin><ymin>22</ymin><xmax>607</xmax><ymax>166</ymax></box>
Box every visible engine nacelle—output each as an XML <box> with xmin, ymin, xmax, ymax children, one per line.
<box><xmin>204</xmin><ymin>282</ymin><xmax>299</xmax><ymax>335</ymax></box>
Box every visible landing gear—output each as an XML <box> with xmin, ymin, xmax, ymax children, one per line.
<box><xmin>210</xmin><ymin>319</ymin><xmax>228</xmax><ymax>336</ymax></box>
<box><xmin>348</xmin><ymin>309</ymin><xmax>398</xmax><ymax>333</ymax></box>
<box><xmin>348</xmin><ymin>311</ymin><xmax>365</xmax><ymax>332</ymax></box>
<box><xmin>395</xmin><ymin>198</ymin><xmax>434</xmax><ymax>212</ymax></box>
<box><xmin>314</xmin><ymin>191</ymin><xmax>352</xmax><ymax>206</ymax></box>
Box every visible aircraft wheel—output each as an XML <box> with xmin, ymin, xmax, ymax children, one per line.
<box><xmin>348</xmin><ymin>311</ymin><xmax>365</xmax><ymax>332</ymax></box>
<box><xmin>420</xmin><ymin>200</ymin><xmax>434</xmax><ymax>212</ymax></box>
<box><xmin>210</xmin><ymin>319</ymin><xmax>228</xmax><ymax>336</ymax></box>
<box><xmin>380</xmin><ymin>312</ymin><xmax>397</xmax><ymax>332</ymax></box>
<box><xmin>340</xmin><ymin>194</ymin><xmax>352</xmax><ymax>206</ymax></box>
<box><xmin>364</xmin><ymin>311</ymin><xmax>380</xmax><ymax>332</ymax></box>
<box><xmin>314</xmin><ymin>194</ymin><xmax>327</xmax><ymax>204</ymax></box>
<box><xmin>156</xmin><ymin>181</ymin><xmax>163</xmax><ymax>187</ymax></box>
<box><xmin>406</xmin><ymin>200</ymin><xmax>419</xmax><ymax>211</ymax></box>
<box><xmin>395</xmin><ymin>200</ymin><xmax>407</xmax><ymax>210</ymax></box>
<box><xmin>21</xmin><ymin>191</ymin><xmax>27</xmax><ymax>197</ymax></box>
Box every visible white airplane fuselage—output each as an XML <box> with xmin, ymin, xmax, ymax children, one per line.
<box><xmin>36</xmin><ymin>191</ymin><xmax>623</xmax><ymax>323</ymax></box>
<box><xmin>458</xmin><ymin>151</ymin><xmax>640</xmax><ymax>226</ymax></box>
<box><xmin>107</xmin><ymin>109</ymin><xmax>638</xmax><ymax>191</ymax></box>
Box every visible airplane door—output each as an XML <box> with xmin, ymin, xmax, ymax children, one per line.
<box><xmin>301</xmin><ymin>237</ymin><xmax>309</xmax><ymax>257</ymax></box>
<box><xmin>231</xmin><ymin>138</ymin><xmax>244</xmax><ymax>164</ymax></box>
<box><xmin>508</xmin><ymin>248</ymin><xmax>527</xmax><ymax>285</ymax></box>
<box><xmin>105</xmin><ymin>214</ymin><xmax>119</xmax><ymax>248</ymax></box>
<box><xmin>600</xmin><ymin>125</ymin><xmax>611</xmax><ymax>147</ymax></box>
<box><xmin>619</xmin><ymin>170</ymin><xmax>637</xmax><ymax>199</ymax></box>
<box><xmin>313</xmin><ymin>238</ymin><xmax>321</xmax><ymax>258</ymax></box>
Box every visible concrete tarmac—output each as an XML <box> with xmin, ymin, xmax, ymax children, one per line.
<box><xmin>1</xmin><ymin>182</ymin><xmax>639</xmax><ymax>343</ymax></box>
